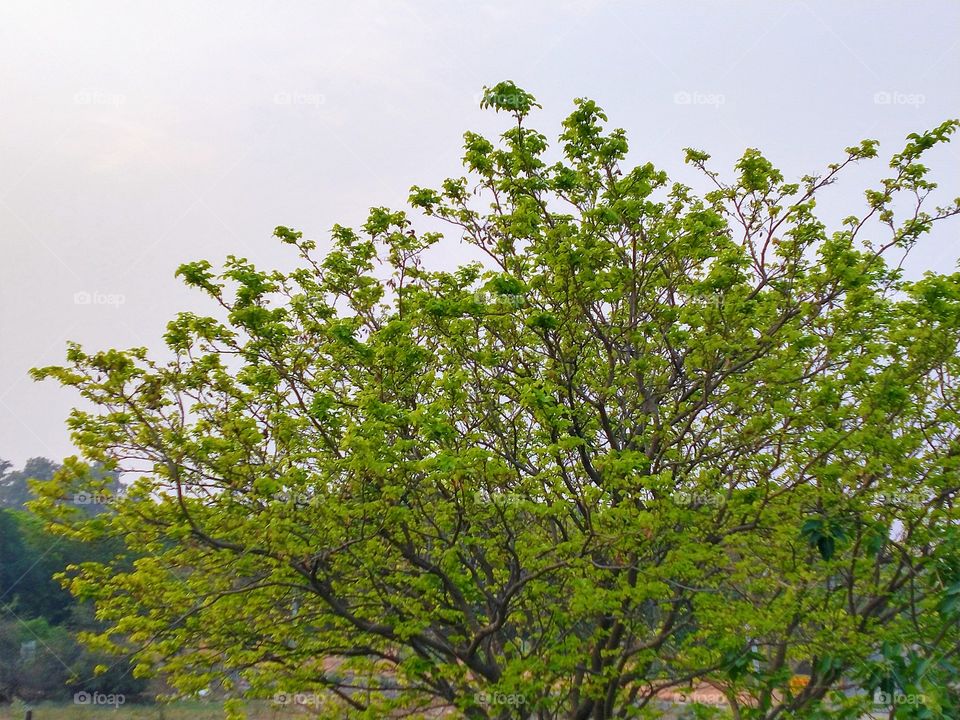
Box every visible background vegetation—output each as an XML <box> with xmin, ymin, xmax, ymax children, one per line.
<box><xmin>0</xmin><ymin>457</ymin><xmax>148</xmax><ymax>704</ymax></box>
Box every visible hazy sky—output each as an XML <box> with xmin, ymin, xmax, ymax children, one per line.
<box><xmin>1</xmin><ymin>1</ymin><xmax>958</xmax><ymax>467</ymax></box>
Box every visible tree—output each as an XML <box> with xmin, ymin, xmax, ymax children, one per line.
<box><xmin>0</xmin><ymin>456</ymin><xmax>144</xmax><ymax>703</ymax></box>
<box><xmin>0</xmin><ymin>455</ymin><xmax>126</xmax><ymax>624</ymax></box>
<box><xmin>31</xmin><ymin>82</ymin><xmax>960</xmax><ymax>719</ymax></box>
<box><xmin>0</xmin><ymin>507</ymin><xmax>121</xmax><ymax>623</ymax></box>
<box><xmin>0</xmin><ymin>615</ymin><xmax>148</xmax><ymax>703</ymax></box>
<box><xmin>0</xmin><ymin>457</ymin><xmax>58</xmax><ymax>509</ymax></box>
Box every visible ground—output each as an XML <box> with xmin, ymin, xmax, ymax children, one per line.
<box><xmin>0</xmin><ymin>701</ymin><xmax>297</xmax><ymax>720</ymax></box>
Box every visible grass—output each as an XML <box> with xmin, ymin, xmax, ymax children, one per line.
<box><xmin>0</xmin><ymin>701</ymin><xmax>312</xmax><ymax>720</ymax></box>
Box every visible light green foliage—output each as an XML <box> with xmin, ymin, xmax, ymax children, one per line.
<box><xmin>30</xmin><ymin>85</ymin><xmax>960</xmax><ymax>719</ymax></box>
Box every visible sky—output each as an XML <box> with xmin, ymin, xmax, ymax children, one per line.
<box><xmin>1</xmin><ymin>0</ymin><xmax>958</xmax><ymax>467</ymax></box>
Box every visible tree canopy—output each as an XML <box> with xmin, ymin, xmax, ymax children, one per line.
<box><xmin>0</xmin><ymin>456</ymin><xmax>57</xmax><ymax>510</ymax></box>
<box><xmin>32</xmin><ymin>82</ymin><xmax>960</xmax><ymax>719</ymax></box>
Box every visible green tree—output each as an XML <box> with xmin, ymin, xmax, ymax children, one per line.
<box><xmin>0</xmin><ymin>508</ymin><xmax>124</xmax><ymax>623</ymax></box>
<box><xmin>0</xmin><ymin>460</ymin><xmax>128</xmax><ymax>624</ymax></box>
<box><xmin>0</xmin><ymin>456</ymin><xmax>57</xmax><ymax>509</ymax></box>
<box><xmin>0</xmin><ymin>509</ymin><xmax>32</xmax><ymax>610</ymax></box>
<box><xmin>0</xmin><ymin>615</ymin><xmax>147</xmax><ymax>703</ymax></box>
<box><xmin>0</xmin><ymin>457</ymin><xmax>146</xmax><ymax>702</ymax></box>
<box><xmin>32</xmin><ymin>83</ymin><xmax>960</xmax><ymax>719</ymax></box>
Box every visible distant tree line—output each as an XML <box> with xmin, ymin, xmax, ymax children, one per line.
<box><xmin>0</xmin><ymin>456</ymin><xmax>148</xmax><ymax>703</ymax></box>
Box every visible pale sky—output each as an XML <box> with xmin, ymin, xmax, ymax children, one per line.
<box><xmin>1</xmin><ymin>0</ymin><xmax>958</xmax><ymax>467</ymax></box>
